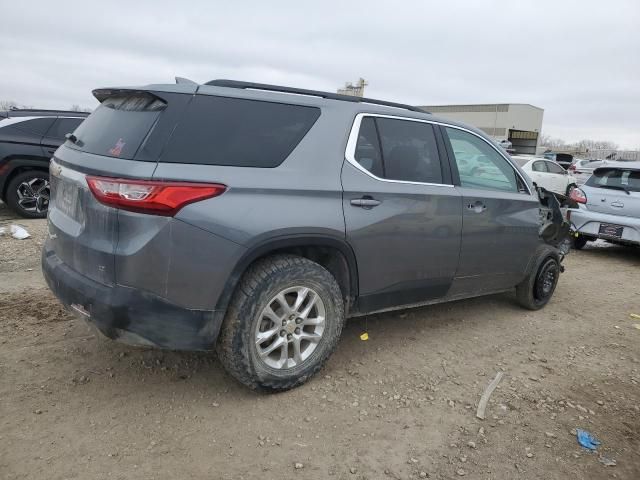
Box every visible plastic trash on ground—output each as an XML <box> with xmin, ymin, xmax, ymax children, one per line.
<box><xmin>576</xmin><ymin>428</ymin><xmax>600</xmax><ymax>450</ymax></box>
<box><xmin>0</xmin><ymin>224</ymin><xmax>31</xmax><ymax>239</ymax></box>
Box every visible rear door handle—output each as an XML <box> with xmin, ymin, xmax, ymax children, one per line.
<box><xmin>350</xmin><ymin>197</ymin><xmax>381</xmax><ymax>209</ymax></box>
<box><xmin>466</xmin><ymin>201</ymin><xmax>487</xmax><ymax>213</ymax></box>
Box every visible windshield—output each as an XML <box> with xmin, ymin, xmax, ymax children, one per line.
<box><xmin>585</xmin><ymin>168</ymin><xmax>640</xmax><ymax>192</ymax></box>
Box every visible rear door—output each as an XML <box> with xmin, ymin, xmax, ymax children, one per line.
<box><xmin>529</xmin><ymin>160</ymin><xmax>552</xmax><ymax>190</ymax></box>
<box><xmin>544</xmin><ymin>160</ymin><xmax>569</xmax><ymax>193</ymax></box>
<box><xmin>342</xmin><ymin>114</ymin><xmax>462</xmax><ymax>313</ymax></box>
<box><xmin>441</xmin><ymin>126</ymin><xmax>540</xmax><ymax>294</ymax></box>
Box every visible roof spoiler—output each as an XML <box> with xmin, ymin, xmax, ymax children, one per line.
<box><xmin>175</xmin><ymin>76</ymin><xmax>198</xmax><ymax>85</ymax></box>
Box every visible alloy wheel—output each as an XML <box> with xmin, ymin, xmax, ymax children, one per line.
<box><xmin>16</xmin><ymin>177</ymin><xmax>50</xmax><ymax>214</ymax></box>
<box><xmin>254</xmin><ymin>286</ymin><xmax>326</xmax><ymax>369</ymax></box>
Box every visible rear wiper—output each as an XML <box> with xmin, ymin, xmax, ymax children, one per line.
<box><xmin>600</xmin><ymin>185</ymin><xmax>631</xmax><ymax>195</ymax></box>
<box><xmin>64</xmin><ymin>133</ymin><xmax>78</xmax><ymax>144</ymax></box>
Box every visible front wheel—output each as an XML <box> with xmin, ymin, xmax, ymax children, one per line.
<box><xmin>216</xmin><ymin>254</ymin><xmax>345</xmax><ymax>391</ymax></box>
<box><xmin>516</xmin><ymin>255</ymin><xmax>560</xmax><ymax>310</ymax></box>
<box><xmin>572</xmin><ymin>235</ymin><xmax>588</xmax><ymax>250</ymax></box>
<box><xmin>5</xmin><ymin>170</ymin><xmax>50</xmax><ymax>219</ymax></box>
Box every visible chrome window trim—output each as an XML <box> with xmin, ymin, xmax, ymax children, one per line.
<box><xmin>345</xmin><ymin>112</ymin><xmax>532</xmax><ymax>194</ymax></box>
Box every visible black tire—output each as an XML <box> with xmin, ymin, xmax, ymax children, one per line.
<box><xmin>216</xmin><ymin>254</ymin><xmax>345</xmax><ymax>392</ymax></box>
<box><xmin>5</xmin><ymin>170</ymin><xmax>50</xmax><ymax>219</ymax></box>
<box><xmin>572</xmin><ymin>235</ymin><xmax>588</xmax><ymax>250</ymax></box>
<box><xmin>516</xmin><ymin>253</ymin><xmax>561</xmax><ymax>310</ymax></box>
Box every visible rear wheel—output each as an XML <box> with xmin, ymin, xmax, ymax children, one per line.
<box><xmin>516</xmin><ymin>254</ymin><xmax>560</xmax><ymax>310</ymax></box>
<box><xmin>216</xmin><ymin>254</ymin><xmax>345</xmax><ymax>391</ymax></box>
<box><xmin>5</xmin><ymin>170</ymin><xmax>50</xmax><ymax>219</ymax></box>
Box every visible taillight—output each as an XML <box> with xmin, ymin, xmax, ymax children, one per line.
<box><xmin>568</xmin><ymin>164</ymin><xmax>576</xmax><ymax>172</ymax></box>
<box><xmin>569</xmin><ymin>187</ymin><xmax>587</xmax><ymax>204</ymax></box>
<box><xmin>86</xmin><ymin>176</ymin><xmax>226</xmax><ymax>216</ymax></box>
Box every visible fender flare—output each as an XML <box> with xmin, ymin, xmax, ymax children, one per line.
<box><xmin>214</xmin><ymin>234</ymin><xmax>359</xmax><ymax>313</ymax></box>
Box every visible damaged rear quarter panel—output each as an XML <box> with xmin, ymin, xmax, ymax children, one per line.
<box><xmin>114</xmin><ymin>211</ymin><xmax>246</xmax><ymax>310</ymax></box>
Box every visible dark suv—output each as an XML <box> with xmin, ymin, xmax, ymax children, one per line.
<box><xmin>43</xmin><ymin>80</ymin><xmax>568</xmax><ymax>391</ymax></box>
<box><xmin>0</xmin><ymin>109</ymin><xmax>87</xmax><ymax>218</ymax></box>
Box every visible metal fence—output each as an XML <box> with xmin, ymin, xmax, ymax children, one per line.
<box><xmin>582</xmin><ymin>149</ymin><xmax>640</xmax><ymax>161</ymax></box>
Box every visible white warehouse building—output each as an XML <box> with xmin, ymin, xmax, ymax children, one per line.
<box><xmin>417</xmin><ymin>103</ymin><xmax>544</xmax><ymax>155</ymax></box>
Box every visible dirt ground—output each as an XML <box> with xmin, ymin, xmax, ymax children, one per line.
<box><xmin>1</xmin><ymin>201</ymin><xmax>639</xmax><ymax>480</ymax></box>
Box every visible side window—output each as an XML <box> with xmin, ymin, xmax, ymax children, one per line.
<box><xmin>354</xmin><ymin>117</ymin><xmax>384</xmax><ymax>177</ymax></box>
<box><xmin>444</xmin><ymin>127</ymin><xmax>520</xmax><ymax>192</ymax></box>
<box><xmin>46</xmin><ymin>118</ymin><xmax>84</xmax><ymax>140</ymax></box>
<box><xmin>546</xmin><ymin>161</ymin><xmax>565</xmax><ymax>174</ymax></box>
<box><xmin>532</xmin><ymin>161</ymin><xmax>548</xmax><ymax>172</ymax></box>
<box><xmin>376</xmin><ymin>118</ymin><xmax>442</xmax><ymax>184</ymax></box>
<box><xmin>12</xmin><ymin>117</ymin><xmax>55</xmax><ymax>136</ymax></box>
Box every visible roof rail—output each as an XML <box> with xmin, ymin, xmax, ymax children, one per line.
<box><xmin>5</xmin><ymin>108</ymin><xmax>89</xmax><ymax>116</ymax></box>
<box><xmin>205</xmin><ymin>79</ymin><xmax>427</xmax><ymax>113</ymax></box>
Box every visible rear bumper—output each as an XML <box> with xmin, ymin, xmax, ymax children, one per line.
<box><xmin>42</xmin><ymin>246</ymin><xmax>224</xmax><ymax>350</ymax></box>
<box><xmin>570</xmin><ymin>208</ymin><xmax>640</xmax><ymax>245</ymax></box>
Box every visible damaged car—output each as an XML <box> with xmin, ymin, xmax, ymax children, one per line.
<box><xmin>42</xmin><ymin>79</ymin><xmax>571</xmax><ymax>391</ymax></box>
<box><xmin>568</xmin><ymin>162</ymin><xmax>640</xmax><ymax>249</ymax></box>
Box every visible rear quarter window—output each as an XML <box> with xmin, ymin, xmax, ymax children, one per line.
<box><xmin>160</xmin><ymin>95</ymin><xmax>320</xmax><ymax>167</ymax></box>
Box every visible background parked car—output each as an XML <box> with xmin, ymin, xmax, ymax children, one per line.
<box><xmin>543</xmin><ymin>151</ymin><xmax>574</xmax><ymax>169</ymax></box>
<box><xmin>512</xmin><ymin>156</ymin><xmax>578</xmax><ymax>195</ymax></box>
<box><xmin>567</xmin><ymin>158</ymin><xmax>607</xmax><ymax>185</ymax></box>
<box><xmin>568</xmin><ymin>162</ymin><xmax>640</xmax><ymax>249</ymax></box>
<box><xmin>0</xmin><ymin>109</ymin><xmax>88</xmax><ymax>218</ymax></box>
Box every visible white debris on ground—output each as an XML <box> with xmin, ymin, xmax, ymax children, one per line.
<box><xmin>0</xmin><ymin>224</ymin><xmax>31</xmax><ymax>239</ymax></box>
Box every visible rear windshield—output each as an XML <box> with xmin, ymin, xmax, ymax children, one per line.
<box><xmin>586</xmin><ymin>168</ymin><xmax>640</xmax><ymax>192</ymax></box>
<box><xmin>69</xmin><ymin>92</ymin><xmax>166</xmax><ymax>159</ymax></box>
<box><xmin>160</xmin><ymin>95</ymin><xmax>320</xmax><ymax>167</ymax></box>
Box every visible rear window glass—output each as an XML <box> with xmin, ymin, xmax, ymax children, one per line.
<box><xmin>160</xmin><ymin>95</ymin><xmax>320</xmax><ymax>167</ymax></box>
<box><xmin>70</xmin><ymin>93</ymin><xmax>165</xmax><ymax>159</ymax></box>
<box><xmin>586</xmin><ymin>168</ymin><xmax>640</xmax><ymax>192</ymax></box>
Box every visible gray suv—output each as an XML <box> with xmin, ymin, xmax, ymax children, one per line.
<box><xmin>43</xmin><ymin>79</ymin><xmax>567</xmax><ymax>391</ymax></box>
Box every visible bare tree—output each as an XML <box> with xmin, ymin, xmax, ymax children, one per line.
<box><xmin>0</xmin><ymin>99</ymin><xmax>18</xmax><ymax>110</ymax></box>
<box><xmin>539</xmin><ymin>133</ymin><xmax>567</xmax><ymax>150</ymax></box>
<box><xmin>70</xmin><ymin>104</ymin><xmax>93</xmax><ymax>113</ymax></box>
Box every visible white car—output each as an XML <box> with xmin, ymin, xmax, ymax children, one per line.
<box><xmin>568</xmin><ymin>159</ymin><xmax>608</xmax><ymax>185</ymax></box>
<box><xmin>512</xmin><ymin>156</ymin><xmax>578</xmax><ymax>195</ymax></box>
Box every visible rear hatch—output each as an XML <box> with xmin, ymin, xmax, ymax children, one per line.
<box><xmin>582</xmin><ymin>166</ymin><xmax>640</xmax><ymax>217</ymax></box>
<box><xmin>47</xmin><ymin>88</ymin><xmax>194</xmax><ymax>285</ymax></box>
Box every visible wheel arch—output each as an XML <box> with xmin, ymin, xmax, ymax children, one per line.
<box><xmin>215</xmin><ymin>235</ymin><xmax>359</xmax><ymax>315</ymax></box>
<box><xmin>0</xmin><ymin>157</ymin><xmax>50</xmax><ymax>200</ymax></box>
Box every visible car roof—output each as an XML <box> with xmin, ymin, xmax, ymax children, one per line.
<box><xmin>593</xmin><ymin>161</ymin><xmax>640</xmax><ymax>172</ymax></box>
<box><xmin>511</xmin><ymin>156</ymin><xmax>552</xmax><ymax>163</ymax></box>
<box><xmin>92</xmin><ymin>80</ymin><xmax>496</xmax><ymax>143</ymax></box>
<box><xmin>0</xmin><ymin>108</ymin><xmax>89</xmax><ymax>118</ymax></box>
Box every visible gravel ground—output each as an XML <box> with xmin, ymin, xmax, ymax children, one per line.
<box><xmin>1</xmin><ymin>201</ymin><xmax>639</xmax><ymax>480</ymax></box>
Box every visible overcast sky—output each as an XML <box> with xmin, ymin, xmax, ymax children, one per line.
<box><xmin>2</xmin><ymin>1</ymin><xmax>639</xmax><ymax>147</ymax></box>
